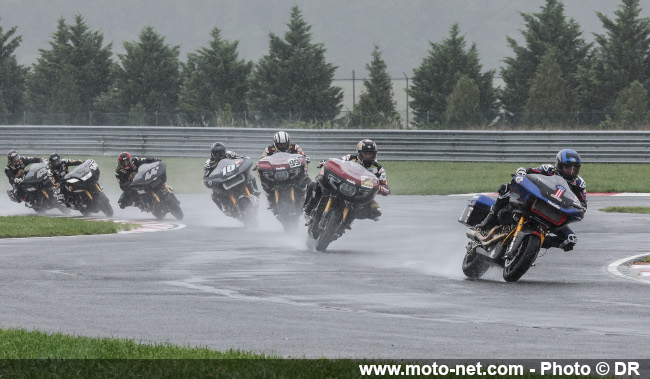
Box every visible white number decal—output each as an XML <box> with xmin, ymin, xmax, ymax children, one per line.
<box><xmin>89</xmin><ymin>161</ymin><xmax>99</xmax><ymax>170</ymax></box>
<box><xmin>289</xmin><ymin>158</ymin><xmax>301</xmax><ymax>168</ymax></box>
<box><xmin>221</xmin><ymin>164</ymin><xmax>236</xmax><ymax>176</ymax></box>
<box><xmin>144</xmin><ymin>167</ymin><xmax>158</xmax><ymax>181</ymax></box>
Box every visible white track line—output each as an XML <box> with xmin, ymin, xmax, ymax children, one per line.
<box><xmin>607</xmin><ymin>253</ymin><xmax>650</xmax><ymax>285</ymax></box>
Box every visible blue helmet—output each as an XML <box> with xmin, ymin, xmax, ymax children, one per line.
<box><xmin>555</xmin><ymin>149</ymin><xmax>581</xmax><ymax>181</ymax></box>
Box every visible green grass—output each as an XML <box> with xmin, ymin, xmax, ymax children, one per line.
<box><xmin>600</xmin><ymin>206</ymin><xmax>650</xmax><ymax>214</ymax></box>
<box><xmin>3</xmin><ymin>157</ymin><xmax>650</xmax><ymax>195</ymax></box>
<box><xmin>640</xmin><ymin>256</ymin><xmax>650</xmax><ymax>263</ymax></box>
<box><xmin>0</xmin><ymin>328</ymin><xmax>567</xmax><ymax>378</ymax></box>
<box><xmin>0</xmin><ymin>216</ymin><xmax>138</xmax><ymax>238</ymax></box>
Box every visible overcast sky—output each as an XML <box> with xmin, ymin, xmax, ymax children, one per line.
<box><xmin>1</xmin><ymin>0</ymin><xmax>643</xmax><ymax>110</ymax></box>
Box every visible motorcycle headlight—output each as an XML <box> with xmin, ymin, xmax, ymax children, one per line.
<box><xmin>339</xmin><ymin>183</ymin><xmax>356</xmax><ymax>197</ymax></box>
<box><xmin>275</xmin><ymin>170</ymin><xmax>289</xmax><ymax>181</ymax></box>
<box><xmin>67</xmin><ymin>178</ymin><xmax>79</xmax><ymax>184</ymax></box>
<box><xmin>328</xmin><ymin>174</ymin><xmax>341</xmax><ymax>189</ymax></box>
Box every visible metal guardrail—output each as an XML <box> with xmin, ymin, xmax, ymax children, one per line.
<box><xmin>1</xmin><ymin>125</ymin><xmax>649</xmax><ymax>163</ymax></box>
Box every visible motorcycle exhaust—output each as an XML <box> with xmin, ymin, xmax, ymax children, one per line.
<box><xmin>466</xmin><ymin>228</ymin><xmax>507</xmax><ymax>248</ymax></box>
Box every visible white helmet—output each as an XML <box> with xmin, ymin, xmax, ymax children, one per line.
<box><xmin>274</xmin><ymin>131</ymin><xmax>291</xmax><ymax>152</ymax></box>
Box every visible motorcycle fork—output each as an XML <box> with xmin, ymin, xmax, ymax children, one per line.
<box><xmin>96</xmin><ymin>183</ymin><xmax>103</xmax><ymax>192</ymax></box>
<box><xmin>274</xmin><ymin>188</ymin><xmax>280</xmax><ymax>204</ymax></box>
<box><xmin>342</xmin><ymin>204</ymin><xmax>350</xmax><ymax>222</ymax></box>
<box><xmin>152</xmin><ymin>191</ymin><xmax>161</xmax><ymax>203</ymax></box>
<box><xmin>41</xmin><ymin>189</ymin><xmax>49</xmax><ymax>199</ymax></box>
<box><xmin>84</xmin><ymin>190</ymin><xmax>93</xmax><ymax>200</ymax></box>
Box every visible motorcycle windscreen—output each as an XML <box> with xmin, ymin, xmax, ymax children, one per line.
<box><xmin>207</xmin><ymin>158</ymin><xmax>252</xmax><ymax>182</ymax></box>
<box><xmin>64</xmin><ymin>159</ymin><xmax>98</xmax><ymax>181</ymax></box>
<box><xmin>326</xmin><ymin>159</ymin><xmax>379</xmax><ymax>189</ymax></box>
<box><xmin>526</xmin><ymin>174</ymin><xmax>581</xmax><ymax>209</ymax></box>
<box><xmin>132</xmin><ymin>161</ymin><xmax>167</xmax><ymax>186</ymax></box>
<box><xmin>260</xmin><ymin>152</ymin><xmax>304</xmax><ymax>167</ymax></box>
<box><xmin>23</xmin><ymin>162</ymin><xmax>50</xmax><ymax>183</ymax></box>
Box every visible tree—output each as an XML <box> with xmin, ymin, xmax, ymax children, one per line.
<box><xmin>578</xmin><ymin>0</ymin><xmax>650</xmax><ymax>122</ymax></box>
<box><xmin>409</xmin><ymin>23</ymin><xmax>497</xmax><ymax>127</ymax></box>
<box><xmin>0</xmin><ymin>18</ymin><xmax>27</xmax><ymax>123</ymax></box>
<box><xmin>179</xmin><ymin>28</ymin><xmax>252</xmax><ymax>126</ymax></box>
<box><xmin>349</xmin><ymin>45</ymin><xmax>399</xmax><ymax>128</ymax></box>
<box><xmin>500</xmin><ymin>0</ymin><xmax>590</xmax><ymax>123</ymax></box>
<box><xmin>97</xmin><ymin>26</ymin><xmax>181</xmax><ymax>125</ymax></box>
<box><xmin>248</xmin><ymin>6</ymin><xmax>343</xmax><ymax>124</ymax></box>
<box><xmin>524</xmin><ymin>49</ymin><xmax>577</xmax><ymax>125</ymax></box>
<box><xmin>25</xmin><ymin>15</ymin><xmax>113</xmax><ymax>124</ymax></box>
<box><xmin>613</xmin><ymin>80</ymin><xmax>649</xmax><ymax>126</ymax></box>
<box><xmin>444</xmin><ymin>75</ymin><xmax>482</xmax><ymax>127</ymax></box>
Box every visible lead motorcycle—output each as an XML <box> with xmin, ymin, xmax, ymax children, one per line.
<box><xmin>129</xmin><ymin>161</ymin><xmax>183</xmax><ymax>220</ymax></box>
<box><xmin>63</xmin><ymin>159</ymin><xmax>114</xmax><ymax>217</ymax></box>
<box><xmin>458</xmin><ymin>173</ymin><xmax>585</xmax><ymax>282</ymax></box>
<box><xmin>256</xmin><ymin>152</ymin><xmax>310</xmax><ymax>232</ymax></box>
<box><xmin>7</xmin><ymin>161</ymin><xmax>69</xmax><ymax>214</ymax></box>
<box><xmin>203</xmin><ymin>157</ymin><xmax>259</xmax><ymax>226</ymax></box>
<box><xmin>306</xmin><ymin>158</ymin><xmax>379</xmax><ymax>252</ymax></box>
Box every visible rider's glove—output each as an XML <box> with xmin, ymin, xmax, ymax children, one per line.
<box><xmin>305</xmin><ymin>156</ymin><xmax>311</xmax><ymax>163</ymax></box>
<box><xmin>515</xmin><ymin>167</ymin><xmax>527</xmax><ymax>176</ymax></box>
<box><xmin>318</xmin><ymin>160</ymin><xmax>326</xmax><ymax>168</ymax></box>
<box><xmin>559</xmin><ymin>233</ymin><xmax>578</xmax><ymax>252</ymax></box>
<box><xmin>13</xmin><ymin>177</ymin><xmax>23</xmax><ymax>184</ymax></box>
<box><xmin>379</xmin><ymin>185</ymin><xmax>390</xmax><ymax>196</ymax></box>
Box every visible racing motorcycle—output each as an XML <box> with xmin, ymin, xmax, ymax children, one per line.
<box><xmin>458</xmin><ymin>173</ymin><xmax>585</xmax><ymax>282</ymax></box>
<box><xmin>129</xmin><ymin>161</ymin><xmax>183</xmax><ymax>220</ymax></box>
<box><xmin>63</xmin><ymin>159</ymin><xmax>113</xmax><ymax>217</ymax></box>
<box><xmin>7</xmin><ymin>161</ymin><xmax>69</xmax><ymax>214</ymax></box>
<box><xmin>256</xmin><ymin>152</ymin><xmax>310</xmax><ymax>232</ymax></box>
<box><xmin>203</xmin><ymin>157</ymin><xmax>259</xmax><ymax>225</ymax></box>
<box><xmin>306</xmin><ymin>158</ymin><xmax>379</xmax><ymax>252</ymax></box>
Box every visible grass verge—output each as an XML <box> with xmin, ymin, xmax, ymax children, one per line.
<box><xmin>3</xmin><ymin>157</ymin><xmax>650</xmax><ymax>195</ymax></box>
<box><xmin>600</xmin><ymin>207</ymin><xmax>650</xmax><ymax>214</ymax></box>
<box><xmin>0</xmin><ymin>216</ymin><xmax>138</xmax><ymax>238</ymax></box>
<box><xmin>0</xmin><ymin>328</ymin><xmax>555</xmax><ymax>378</ymax></box>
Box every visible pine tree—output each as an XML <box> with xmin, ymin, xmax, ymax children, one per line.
<box><xmin>98</xmin><ymin>26</ymin><xmax>181</xmax><ymax>125</ymax></box>
<box><xmin>444</xmin><ymin>75</ymin><xmax>482</xmax><ymax>127</ymax></box>
<box><xmin>613</xmin><ymin>80</ymin><xmax>649</xmax><ymax>126</ymax></box>
<box><xmin>409</xmin><ymin>23</ymin><xmax>497</xmax><ymax>127</ymax></box>
<box><xmin>524</xmin><ymin>49</ymin><xmax>577</xmax><ymax>126</ymax></box>
<box><xmin>25</xmin><ymin>15</ymin><xmax>113</xmax><ymax>125</ymax></box>
<box><xmin>500</xmin><ymin>0</ymin><xmax>590</xmax><ymax>124</ymax></box>
<box><xmin>248</xmin><ymin>6</ymin><xmax>343</xmax><ymax>124</ymax></box>
<box><xmin>0</xmin><ymin>18</ymin><xmax>27</xmax><ymax>123</ymax></box>
<box><xmin>350</xmin><ymin>45</ymin><xmax>399</xmax><ymax>128</ymax></box>
<box><xmin>578</xmin><ymin>0</ymin><xmax>650</xmax><ymax>123</ymax></box>
<box><xmin>179</xmin><ymin>28</ymin><xmax>252</xmax><ymax>126</ymax></box>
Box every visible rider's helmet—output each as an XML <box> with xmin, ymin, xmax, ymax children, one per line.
<box><xmin>555</xmin><ymin>149</ymin><xmax>581</xmax><ymax>181</ymax></box>
<box><xmin>7</xmin><ymin>150</ymin><xmax>20</xmax><ymax>164</ymax></box>
<box><xmin>118</xmin><ymin>152</ymin><xmax>132</xmax><ymax>169</ymax></box>
<box><xmin>48</xmin><ymin>153</ymin><xmax>62</xmax><ymax>169</ymax></box>
<box><xmin>210</xmin><ymin>142</ymin><xmax>227</xmax><ymax>160</ymax></box>
<box><xmin>273</xmin><ymin>131</ymin><xmax>290</xmax><ymax>152</ymax></box>
<box><xmin>357</xmin><ymin>139</ymin><xmax>377</xmax><ymax>168</ymax></box>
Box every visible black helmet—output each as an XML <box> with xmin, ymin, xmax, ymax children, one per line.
<box><xmin>274</xmin><ymin>131</ymin><xmax>290</xmax><ymax>152</ymax></box>
<box><xmin>118</xmin><ymin>152</ymin><xmax>132</xmax><ymax>169</ymax></box>
<box><xmin>555</xmin><ymin>149</ymin><xmax>581</xmax><ymax>181</ymax></box>
<box><xmin>357</xmin><ymin>139</ymin><xmax>377</xmax><ymax>168</ymax></box>
<box><xmin>49</xmin><ymin>153</ymin><xmax>62</xmax><ymax>168</ymax></box>
<box><xmin>211</xmin><ymin>142</ymin><xmax>227</xmax><ymax>160</ymax></box>
<box><xmin>7</xmin><ymin>150</ymin><xmax>20</xmax><ymax>164</ymax></box>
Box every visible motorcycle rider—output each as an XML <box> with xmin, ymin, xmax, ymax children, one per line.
<box><xmin>5</xmin><ymin>150</ymin><xmax>45</xmax><ymax>206</ymax></box>
<box><xmin>115</xmin><ymin>152</ymin><xmax>160</xmax><ymax>209</ymax></box>
<box><xmin>48</xmin><ymin>153</ymin><xmax>83</xmax><ymax>207</ymax></box>
<box><xmin>260</xmin><ymin>131</ymin><xmax>311</xmax><ymax>214</ymax></box>
<box><xmin>203</xmin><ymin>142</ymin><xmax>253</xmax><ymax>212</ymax></box>
<box><xmin>263</xmin><ymin>131</ymin><xmax>305</xmax><ymax>157</ymax></box>
<box><xmin>474</xmin><ymin>149</ymin><xmax>587</xmax><ymax>251</ymax></box>
<box><xmin>303</xmin><ymin>139</ymin><xmax>390</xmax><ymax>225</ymax></box>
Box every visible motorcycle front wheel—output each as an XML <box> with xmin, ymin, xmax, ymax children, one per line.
<box><xmin>503</xmin><ymin>234</ymin><xmax>541</xmax><ymax>282</ymax></box>
<box><xmin>315</xmin><ymin>208</ymin><xmax>342</xmax><ymax>252</ymax></box>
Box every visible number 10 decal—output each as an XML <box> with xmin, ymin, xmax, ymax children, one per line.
<box><xmin>221</xmin><ymin>164</ymin><xmax>236</xmax><ymax>176</ymax></box>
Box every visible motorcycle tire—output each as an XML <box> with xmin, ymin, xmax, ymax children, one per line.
<box><xmin>168</xmin><ymin>199</ymin><xmax>184</xmax><ymax>221</ymax></box>
<box><xmin>503</xmin><ymin>234</ymin><xmax>541</xmax><ymax>282</ymax></box>
<box><xmin>315</xmin><ymin>208</ymin><xmax>342</xmax><ymax>252</ymax></box>
<box><xmin>152</xmin><ymin>208</ymin><xmax>166</xmax><ymax>220</ymax></box>
<box><xmin>238</xmin><ymin>197</ymin><xmax>257</xmax><ymax>227</ymax></box>
<box><xmin>58</xmin><ymin>205</ymin><xmax>71</xmax><ymax>215</ymax></box>
<box><xmin>98</xmin><ymin>192</ymin><xmax>114</xmax><ymax>217</ymax></box>
<box><xmin>462</xmin><ymin>249</ymin><xmax>491</xmax><ymax>279</ymax></box>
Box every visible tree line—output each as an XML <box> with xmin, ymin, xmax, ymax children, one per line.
<box><xmin>1</xmin><ymin>0</ymin><xmax>650</xmax><ymax>129</ymax></box>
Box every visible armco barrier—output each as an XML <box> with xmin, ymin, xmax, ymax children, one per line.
<box><xmin>1</xmin><ymin>125</ymin><xmax>650</xmax><ymax>163</ymax></box>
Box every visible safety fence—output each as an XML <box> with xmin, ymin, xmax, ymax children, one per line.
<box><xmin>1</xmin><ymin>125</ymin><xmax>649</xmax><ymax>163</ymax></box>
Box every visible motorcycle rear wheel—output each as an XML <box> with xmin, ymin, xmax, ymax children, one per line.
<box><xmin>503</xmin><ymin>234</ymin><xmax>541</xmax><ymax>282</ymax></box>
<box><xmin>316</xmin><ymin>208</ymin><xmax>342</xmax><ymax>252</ymax></box>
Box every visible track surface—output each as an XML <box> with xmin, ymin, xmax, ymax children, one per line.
<box><xmin>1</xmin><ymin>194</ymin><xmax>649</xmax><ymax>358</ymax></box>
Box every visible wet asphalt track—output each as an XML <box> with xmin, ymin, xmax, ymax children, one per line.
<box><xmin>1</xmin><ymin>193</ymin><xmax>649</xmax><ymax>358</ymax></box>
